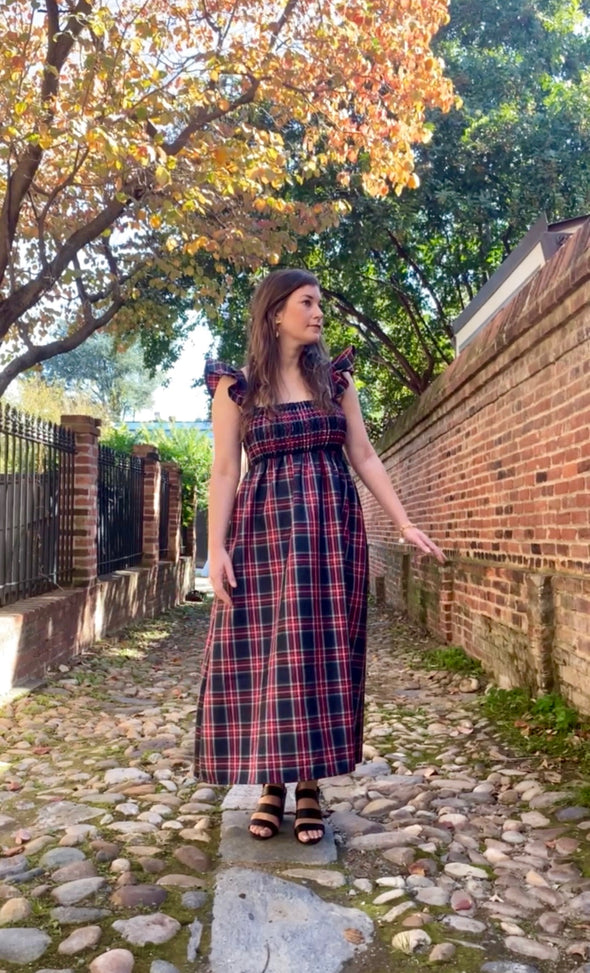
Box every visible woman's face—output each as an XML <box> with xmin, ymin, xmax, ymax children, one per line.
<box><xmin>276</xmin><ymin>285</ymin><xmax>323</xmax><ymax>347</ymax></box>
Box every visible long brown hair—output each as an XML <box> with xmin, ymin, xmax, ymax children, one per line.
<box><xmin>241</xmin><ymin>269</ymin><xmax>335</xmax><ymax>426</ymax></box>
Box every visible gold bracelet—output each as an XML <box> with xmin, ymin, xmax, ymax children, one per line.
<box><xmin>399</xmin><ymin>522</ymin><xmax>415</xmax><ymax>534</ymax></box>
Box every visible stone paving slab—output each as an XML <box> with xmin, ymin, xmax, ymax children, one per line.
<box><xmin>219</xmin><ymin>810</ymin><xmax>337</xmax><ymax>864</ymax></box>
<box><xmin>209</xmin><ymin>867</ymin><xmax>373</xmax><ymax>973</ymax></box>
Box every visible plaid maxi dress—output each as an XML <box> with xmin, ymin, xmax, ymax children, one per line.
<box><xmin>194</xmin><ymin>347</ymin><xmax>368</xmax><ymax>784</ymax></box>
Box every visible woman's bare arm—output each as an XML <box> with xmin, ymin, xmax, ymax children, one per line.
<box><xmin>208</xmin><ymin>376</ymin><xmax>243</xmax><ymax>603</ymax></box>
<box><xmin>340</xmin><ymin>374</ymin><xmax>445</xmax><ymax>562</ymax></box>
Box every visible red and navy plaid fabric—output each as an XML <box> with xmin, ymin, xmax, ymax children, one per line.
<box><xmin>194</xmin><ymin>348</ymin><xmax>368</xmax><ymax>784</ymax></box>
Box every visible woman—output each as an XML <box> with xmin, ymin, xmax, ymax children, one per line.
<box><xmin>194</xmin><ymin>268</ymin><xmax>444</xmax><ymax>844</ymax></box>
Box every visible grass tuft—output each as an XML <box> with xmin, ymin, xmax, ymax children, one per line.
<box><xmin>482</xmin><ymin>686</ymin><xmax>590</xmax><ymax>778</ymax></box>
<box><xmin>422</xmin><ymin>645</ymin><xmax>484</xmax><ymax>675</ymax></box>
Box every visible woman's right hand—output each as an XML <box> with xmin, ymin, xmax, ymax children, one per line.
<box><xmin>209</xmin><ymin>548</ymin><xmax>237</xmax><ymax>606</ymax></box>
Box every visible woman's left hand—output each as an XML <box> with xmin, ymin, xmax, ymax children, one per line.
<box><xmin>401</xmin><ymin>527</ymin><xmax>446</xmax><ymax>563</ymax></box>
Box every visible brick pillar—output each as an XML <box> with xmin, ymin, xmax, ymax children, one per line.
<box><xmin>438</xmin><ymin>560</ymin><xmax>455</xmax><ymax>644</ymax></box>
<box><xmin>162</xmin><ymin>461</ymin><xmax>181</xmax><ymax>562</ymax></box>
<box><xmin>60</xmin><ymin>414</ymin><xmax>101</xmax><ymax>586</ymax></box>
<box><xmin>132</xmin><ymin>445</ymin><xmax>160</xmax><ymax>567</ymax></box>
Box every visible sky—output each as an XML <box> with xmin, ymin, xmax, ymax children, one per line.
<box><xmin>135</xmin><ymin>324</ymin><xmax>212</xmax><ymax>422</ymax></box>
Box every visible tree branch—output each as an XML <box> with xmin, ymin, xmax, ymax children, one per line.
<box><xmin>386</xmin><ymin>274</ymin><xmax>437</xmax><ymax>375</ymax></box>
<box><xmin>162</xmin><ymin>79</ymin><xmax>260</xmax><ymax>156</ymax></box>
<box><xmin>385</xmin><ymin>228</ymin><xmax>454</xmax><ymax>341</ymax></box>
<box><xmin>322</xmin><ymin>286</ymin><xmax>428</xmax><ymax>394</ymax></box>
<box><xmin>0</xmin><ymin>191</ymin><xmax>133</xmax><ymax>337</ymax></box>
<box><xmin>369</xmin><ymin>247</ymin><xmax>453</xmax><ymax>368</ymax></box>
<box><xmin>361</xmin><ymin>331</ymin><xmax>408</xmax><ymax>386</ymax></box>
<box><xmin>0</xmin><ymin>297</ymin><xmax>125</xmax><ymax>397</ymax></box>
<box><xmin>0</xmin><ymin>0</ymin><xmax>92</xmax><ymax>282</ymax></box>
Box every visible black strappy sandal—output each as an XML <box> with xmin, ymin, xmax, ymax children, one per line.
<box><xmin>294</xmin><ymin>783</ymin><xmax>325</xmax><ymax>845</ymax></box>
<box><xmin>249</xmin><ymin>784</ymin><xmax>286</xmax><ymax>841</ymax></box>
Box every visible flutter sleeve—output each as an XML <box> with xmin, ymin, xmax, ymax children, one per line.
<box><xmin>330</xmin><ymin>346</ymin><xmax>356</xmax><ymax>399</ymax></box>
<box><xmin>204</xmin><ymin>360</ymin><xmax>247</xmax><ymax>406</ymax></box>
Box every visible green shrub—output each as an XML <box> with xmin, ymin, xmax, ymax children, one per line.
<box><xmin>101</xmin><ymin>423</ymin><xmax>212</xmax><ymax>525</ymax></box>
<box><xmin>423</xmin><ymin>645</ymin><xmax>483</xmax><ymax>674</ymax></box>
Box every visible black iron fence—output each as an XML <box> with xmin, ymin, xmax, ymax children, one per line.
<box><xmin>159</xmin><ymin>465</ymin><xmax>170</xmax><ymax>559</ymax></box>
<box><xmin>97</xmin><ymin>445</ymin><xmax>144</xmax><ymax>575</ymax></box>
<box><xmin>0</xmin><ymin>403</ymin><xmax>75</xmax><ymax>607</ymax></box>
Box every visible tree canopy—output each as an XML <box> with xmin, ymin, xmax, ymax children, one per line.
<box><xmin>0</xmin><ymin>0</ymin><xmax>455</xmax><ymax>395</ymax></box>
<box><xmin>39</xmin><ymin>331</ymin><xmax>161</xmax><ymax>421</ymax></box>
<box><xmin>205</xmin><ymin>0</ymin><xmax>590</xmax><ymax>428</ymax></box>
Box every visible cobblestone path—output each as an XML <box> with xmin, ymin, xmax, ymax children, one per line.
<box><xmin>0</xmin><ymin>598</ymin><xmax>589</xmax><ymax>973</ymax></box>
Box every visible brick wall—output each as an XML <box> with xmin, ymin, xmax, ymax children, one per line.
<box><xmin>0</xmin><ymin>559</ymin><xmax>194</xmax><ymax>697</ymax></box>
<box><xmin>0</xmin><ymin>423</ymin><xmax>195</xmax><ymax>698</ymax></box>
<box><xmin>358</xmin><ymin>220</ymin><xmax>590</xmax><ymax>711</ymax></box>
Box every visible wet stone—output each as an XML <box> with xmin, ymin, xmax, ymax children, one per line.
<box><xmin>112</xmin><ymin>912</ymin><xmax>181</xmax><ymax>946</ymax></box>
<box><xmin>0</xmin><ymin>894</ymin><xmax>31</xmax><ymax>924</ymax></box>
<box><xmin>35</xmin><ymin>801</ymin><xmax>103</xmax><ymax>829</ymax></box>
<box><xmin>58</xmin><ymin>925</ymin><xmax>102</xmax><ymax>955</ymax></box>
<box><xmin>415</xmin><ymin>887</ymin><xmax>449</xmax><ymax>906</ymax></box>
<box><xmin>181</xmin><ymin>890</ymin><xmax>208</xmax><ymax>909</ymax></box>
<box><xmin>157</xmin><ymin>873</ymin><xmax>204</xmax><ymax>888</ymax></box>
<box><xmin>555</xmin><ymin>805</ymin><xmax>589</xmax><ymax>822</ymax></box>
<box><xmin>0</xmin><ymin>856</ymin><xmax>28</xmax><ymax>879</ymax></box>
<box><xmin>0</xmin><ymin>928</ymin><xmax>52</xmax><ymax>964</ymax></box>
<box><xmin>40</xmin><ymin>847</ymin><xmax>86</xmax><ymax>869</ymax></box>
<box><xmin>104</xmin><ymin>768</ymin><xmax>152</xmax><ymax>786</ymax></box>
<box><xmin>51</xmin><ymin>906</ymin><xmax>113</xmax><ymax>925</ymax></box>
<box><xmin>51</xmin><ymin>876</ymin><xmax>107</xmax><ymax>905</ymax></box>
<box><xmin>150</xmin><ymin>963</ymin><xmax>180</xmax><ymax>973</ymax></box>
<box><xmin>481</xmin><ymin>965</ymin><xmax>541</xmax><ymax>973</ymax></box>
<box><xmin>173</xmin><ymin>845</ymin><xmax>212</xmax><ymax>871</ymax></box>
<box><xmin>505</xmin><ymin>937</ymin><xmax>559</xmax><ymax>962</ymax></box>
<box><xmin>89</xmin><ymin>948</ymin><xmax>135</xmax><ymax>973</ymax></box>
<box><xmin>429</xmin><ymin>942</ymin><xmax>456</xmax><ymax>963</ymax></box>
<box><xmin>110</xmin><ymin>884</ymin><xmax>168</xmax><ymax>908</ymax></box>
<box><xmin>52</xmin><ymin>860</ymin><xmax>98</xmax><ymax>883</ymax></box>
<box><xmin>443</xmin><ymin>915</ymin><xmax>486</xmax><ymax>933</ymax></box>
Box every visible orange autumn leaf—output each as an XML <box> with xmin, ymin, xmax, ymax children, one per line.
<box><xmin>0</xmin><ymin>0</ymin><xmax>456</xmax><ymax>393</ymax></box>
